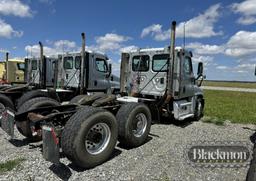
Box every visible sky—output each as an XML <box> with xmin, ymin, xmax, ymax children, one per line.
<box><xmin>0</xmin><ymin>0</ymin><xmax>255</xmax><ymax>81</ymax></box>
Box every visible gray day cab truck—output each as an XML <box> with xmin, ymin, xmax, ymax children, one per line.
<box><xmin>1</xmin><ymin>21</ymin><xmax>204</xmax><ymax>169</ymax></box>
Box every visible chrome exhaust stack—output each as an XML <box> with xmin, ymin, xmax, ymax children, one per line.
<box><xmin>39</xmin><ymin>41</ymin><xmax>46</xmax><ymax>88</ymax></box>
<box><xmin>80</xmin><ymin>32</ymin><xmax>86</xmax><ymax>94</ymax></box>
<box><xmin>5</xmin><ymin>52</ymin><xmax>9</xmax><ymax>81</ymax></box>
<box><xmin>165</xmin><ymin>21</ymin><xmax>176</xmax><ymax>103</ymax></box>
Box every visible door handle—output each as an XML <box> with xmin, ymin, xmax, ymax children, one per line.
<box><xmin>160</xmin><ymin>78</ymin><xmax>164</xmax><ymax>84</ymax></box>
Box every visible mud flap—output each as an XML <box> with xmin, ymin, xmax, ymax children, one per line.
<box><xmin>1</xmin><ymin>109</ymin><xmax>15</xmax><ymax>138</ymax></box>
<box><xmin>42</xmin><ymin>125</ymin><xmax>60</xmax><ymax>164</ymax></box>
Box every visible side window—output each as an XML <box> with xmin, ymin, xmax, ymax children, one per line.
<box><xmin>75</xmin><ymin>56</ymin><xmax>81</xmax><ymax>69</ymax></box>
<box><xmin>152</xmin><ymin>54</ymin><xmax>168</xmax><ymax>72</ymax></box>
<box><xmin>17</xmin><ymin>63</ymin><xmax>25</xmax><ymax>71</ymax></box>
<box><xmin>64</xmin><ymin>56</ymin><xmax>73</xmax><ymax>69</ymax></box>
<box><xmin>183</xmin><ymin>56</ymin><xmax>192</xmax><ymax>77</ymax></box>
<box><xmin>132</xmin><ymin>55</ymin><xmax>149</xmax><ymax>72</ymax></box>
<box><xmin>31</xmin><ymin>60</ymin><xmax>37</xmax><ymax>70</ymax></box>
<box><xmin>95</xmin><ymin>58</ymin><xmax>108</xmax><ymax>72</ymax></box>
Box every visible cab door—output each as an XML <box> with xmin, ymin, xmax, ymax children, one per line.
<box><xmin>31</xmin><ymin>59</ymin><xmax>40</xmax><ymax>84</ymax></box>
<box><xmin>89</xmin><ymin>56</ymin><xmax>109</xmax><ymax>91</ymax></box>
<box><xmin>179</xmin><ymin>55</ymin><xmax>195</xmax><ymax>98</ymax></box>
<box><xmin>63</xmin><ymin>56</ymin><xmax>79</xmax><ymax>88</ymax></box>
<box><xmin>45</xmin><ymin>58</ymin><xmax>54</xmax><ymax>87</ymax></box>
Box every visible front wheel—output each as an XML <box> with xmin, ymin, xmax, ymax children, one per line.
<box><xmin>193</xmin><ymin>97</ymin><xmax>204</xmax><ymax>121</ymax></box>
<box><xmin>116</xmin><ymin>103</ymin><xmax>152</xmax><ymax>148</ymax></box>
<box><xmin>61</xmin><ymin>107</ymin><xmax>118</xmax><ymax>169</ymax></box>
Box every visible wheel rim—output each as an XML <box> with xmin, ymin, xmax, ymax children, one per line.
<box><xmin>85</xmin><ymin>123</ymin><xmax>111</xmax><ymax>155</ymax></box>
<box><xmin>0</xmin><ymin>103</ymin><xmax>5</xmax><ymax>119</ymax></box>
<box><xmin>133</xmin><ymin>113</ymin><xmax>147</xmax><ymax>137</ymax></box>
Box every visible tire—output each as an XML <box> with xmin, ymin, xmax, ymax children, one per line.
<box><xmin>247</xmin><ymin>146</ymin><xmax>256</xmax><ymax>181</ymax></box>
<box><xmin>69</xmin><ymin>95</ymin><xmax>89</xmax><ymax>104</ymax></box>
<box><xmin>0</xmin><ymin>94</ymin><xmax>14</xmax><ymax>126</ymax></box>
<box><xmin>16</xmin><ymin>90</ymin><xmax>49</xmax><ymax>109</ymax></box>
<box><xmin>16</xmin><ymin>97</ymin><xmax>60</xmax><ymax>140</ymax></box>
<box><xmin>0</xmin><ymin>94</ymin><xmax>14</xmax><ymax>111</ymax></box>
<box><xmin>61</xmin><ymin>106</ymin><xmax>118</xmax><ymax>169</ymax></box>
<box><xmin>193</xmin><ymin>97</ymin><xmax>204</xmax><ymax>121</ymax></box>
<box><xmin>69</xmin><ymin>93</ymin><xmax>106</xmax><ymax>105</ymax></box>
<box><xmin>116</xmin><ymin>103</ymin><xmax>151</xmax><ymax>148</ymax></box>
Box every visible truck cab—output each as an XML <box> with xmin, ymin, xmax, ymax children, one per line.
<box><xmin>58</xmin><ymin>52</ymin><xmax>120</xmax><ymax>93</ymax></box>
<box><xmin>120</xmin><ymin>47</ymin><xmax>204</xmax><ymax>121</ymax></box>
<box><xmin>24</xmin><ymin>57</ymin><xmax>58</xmax><ymax>87</ymax></box>
<box><xmin>0</xmin><ymin>59</ymin><xmax>25</xmax><ymax>83</ymax></box>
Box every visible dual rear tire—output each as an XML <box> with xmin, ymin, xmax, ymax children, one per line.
<box><xmin>61</xmin><ymin>107</ymin><xmax>118</xmax><ymax>169</ymax></box>
<box><xmin>61</xmin><ymin>102</ymin><xmax>152</xmax><ymax>168</ymax></box>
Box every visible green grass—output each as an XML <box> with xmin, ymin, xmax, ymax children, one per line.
<box><xmin>0</xmin><ymin>158</ymin><xmax>25</xmax><ymax>174</ymax></box>
<box><xmin>203</xmin><ymin>90</ymin><xmax>256</xmax><ymax>124</ymax></box>
<box><xmin>203</xmin><ymin>81</ymin><xmax>256</xmax><ymax>89</ymax></box>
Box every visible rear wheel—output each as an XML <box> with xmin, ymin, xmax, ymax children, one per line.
<box><xmin>16</xmin><ymin>90</ymin><xmax>49</xmax><ymax>109</ymax></box>
<box><xmin>0</xmin><ymin>94</ymin><xmax>14</xmax><ymax>125</ymax></box>
<box><xmin>116</xmin><ymin>103</ymin><xmax>151</xmax><ymax>148</ymax></box>
<box><xmin>16</xmin><ymin>97</ymin><xmax>60</xmax><ymax>141</ymax></box>
<box><xmin>61</xmin><ymin>107</ymin><xmax>118</xmax><ymax>169</ymax></box>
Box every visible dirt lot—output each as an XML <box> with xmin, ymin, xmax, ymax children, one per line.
<box><xmin>0</xmin><ymin>120</ymin><xmax>255</xmax><ymax>181</ymax></box>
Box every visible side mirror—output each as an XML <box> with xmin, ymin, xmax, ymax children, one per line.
<box><xmin>254</xmin><ymin>65</ymin><xmax>256</xmax><ymax>76</ymax></box>
<box><xmin>109</xmin><ymin>63</ymin><xmax>112</xmax><ymax>74</ymax></box>
<box><xmin>197</xmin><ymin>62</ymin><xmax>203</xmax><ymax>76</ymax></box>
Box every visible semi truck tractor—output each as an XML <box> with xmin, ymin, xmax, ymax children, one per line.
<box><xmin>1</xmin><ymin>21</ymin><xmax>204</xmax><ymax>169</ymax></box>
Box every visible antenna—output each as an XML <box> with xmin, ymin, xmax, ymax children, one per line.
<box><xmin>30</xmin><ymin>45</ymin><xmax>33</xmax><ymax>58</ymax></box>
<box><xmin>62</xmin><ymin>41</ymin><xmax>65</xmax><ymax>54</ymax></box>
<box><xmin>183</xmin><ymin>22</ymin><xmax>186</xmax><ymax>49</ymax></box>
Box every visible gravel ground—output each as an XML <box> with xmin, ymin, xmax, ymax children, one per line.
<box><xmin>0</xmin><ymin>120</ymin><xmax>255</xmax><ymax>181</ymax></box>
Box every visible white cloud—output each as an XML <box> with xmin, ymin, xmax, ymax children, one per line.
<box><xmin>216</xmin><ymin>65</ymin><xmax>228</xmax><ymax>70</ymax></box>
<box><xmin>25</xmin><ymin>40</ymin><xmax>78</xmax><ymax>57</ymax></box>
<box><xmin>187</xmin><ymin>42</ymin><xmax>224</xmax><ymax>54</ymax></box>
<box><xmin>53</xmin><ymin>40</ymin><xmax>77</xmax><ymax>50</ymax></box>
<box><xmin>225</xmin><ymin>31</ymin><xmax>256</xmax><ymax>57</ymax></box>
<box><xmin>0</xmin><ymin>48</ymin><xmax>8</xmax><ymax>53</ymax></box>
<box><xmin>187</xmin><ymin>30</ymin><xmax>256</xmax><ymax>59</ymax></box>
<box><xmin>141</xmin><ymin>4</ymin><xmax>222</xmax><ymax>41</ymax></box>
<box><xmin>231</xmin><ymin>0</ymin><xmax>256</xmax><ymax>25</ymax></box>
<box><xmin>0</xmin><ymin>19</ymin><xmax>23</xmax><ymax>38</ymax></box>
<box><xmin>215</xmin><ymin>63</ymin><xmax>255</xmax><ymax>74</ymax></box>
<box><xmin>237</xmin><ymin>16</ymin><xmax>256</xmax><ymax>25</ymax></box>
<box><xmin>90</xmin><ymin>33</ymin><xmax>131</xmax><ymax>52</ymax></box>
<box><xmin>0</xmin><ymin>0</ymin><xmax>32</xmax><ymax>17</ymax></box>
<box><xmin>119</xmin><ymin>45</ymin><xmax>138</xmax><ymax>53</ymax></box>
<box><xmin>176</xmin><ymin>4</ymin><xmax>222</xmax><ymax>38</ymax></box>
<box><xmin>192</xmin><ymin>55</ymin><xmax>214</xmax><ymax>66</ymax></box>
<box><xmin>96</xmin><ymin>33</ymin><xmax>131</xmax><ymax>51</ymax></box>
<box><xmin>141</xmin><ymin>24</ymin><xmax>163</xmax><ymax>39</ymax></box>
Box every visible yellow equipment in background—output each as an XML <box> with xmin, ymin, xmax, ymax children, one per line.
<box><xmin>0</xmin><ymin>57</ymin><xmax>25</xmax><ymax>84</ymax></box>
